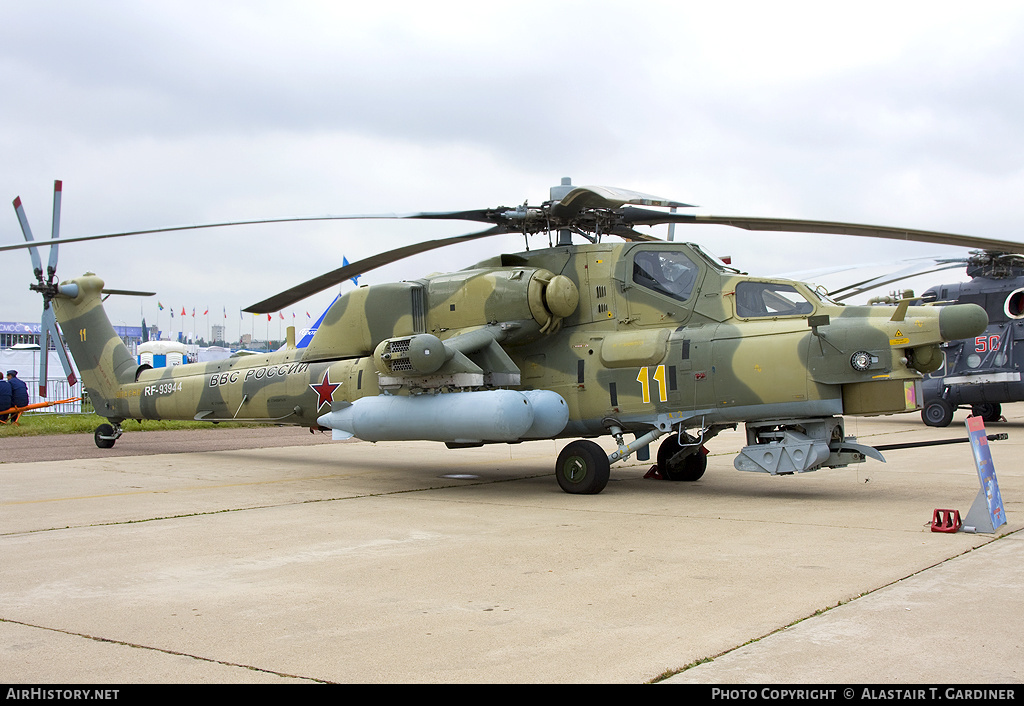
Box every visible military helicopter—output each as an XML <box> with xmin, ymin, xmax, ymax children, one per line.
<box><xmin>8</xmin><ymin>178</ymin><xmax>1020</xmax><ymax>495</ymax></box>
<box><xmin>813</xmin><ymin>249</ymin><xmax>1024</xmax><ymax>427</ymax></box>
<box><xmin>907</xmin><ymin>251</ymin><xmax>1024</xmax><ymax>427</ymax></box>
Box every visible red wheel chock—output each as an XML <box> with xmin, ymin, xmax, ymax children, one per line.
<box><xmin>931</xmin><ymin>508</ymin><xmax>962</xmax><ymax>533</ymax></box>
<box><xmin>643</xmin><ymin>465</ymin><xmax>663</xmax><ymax>480</ymax></box>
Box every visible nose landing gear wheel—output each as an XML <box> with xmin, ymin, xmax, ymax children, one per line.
<box><xmin>556</xmin><ymin>440</ymin><xmax>610</xmax><ymax>494</ymax></box>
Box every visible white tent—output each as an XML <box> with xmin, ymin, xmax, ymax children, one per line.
<box><xmin>137</xmin><ymin>340</ymin><xmax>189</xmax><ymax>367</ymax></box>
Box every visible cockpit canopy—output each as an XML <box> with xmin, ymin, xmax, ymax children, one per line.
<box><xmin>632</xmin><ymin>249</ymin><xmax>700</xmax><ymax>302</ymax></box>
<box><xmin>734</xmin><ymin>281</ymin><xmax>814</xmax><ymax>318</ymax></box>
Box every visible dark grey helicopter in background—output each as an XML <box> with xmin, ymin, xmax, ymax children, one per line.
<box><xmin>914</xmin><ymin>251</ymin><xmax>1024</xmax><ymax>426</ymax></box>
<box><xmin>796</xmin><ymin>248</ymin><xmax>1024</xmax><ymax>428</ymax></box>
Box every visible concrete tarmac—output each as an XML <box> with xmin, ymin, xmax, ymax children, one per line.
<box><xmin>1</xmin><ymin>408</ymin><xmax>1021</xmax><ymax>684</ymax></box>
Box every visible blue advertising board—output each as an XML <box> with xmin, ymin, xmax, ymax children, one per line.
<box><xmin>964</xmin><ymin>416</ymin><xmax>1007</xmax><ymax>533</ymax></box>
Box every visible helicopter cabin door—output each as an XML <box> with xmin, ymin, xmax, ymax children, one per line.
<box><xmin>620</xmin><ymin>245</ymin><xmax>703</xmax><ymax>329</ymax></box>
<box><xmin>617</xmin><ymin>245</ymin><xmax>709</xmax><ymax>411</ymax></box>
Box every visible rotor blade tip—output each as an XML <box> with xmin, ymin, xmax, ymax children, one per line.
<box><xmin>13</xmin><ymin>196</ymin><xmax>21</xmax><ymax>208</ymax></box>
<box><xmin>54</xmin><ymin>181</ymin><xmax>62</xmax><ymax>191</ymax></box>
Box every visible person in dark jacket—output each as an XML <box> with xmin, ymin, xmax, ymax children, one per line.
<box><xmin>7</xmin><ymin>370</ymin><xmax>29</xmax><ymax>408</ymax></box>
<box><xmin>0</xmin><ymin>376</ymin><xmax>12</xmax><ymax>422</ymax></box>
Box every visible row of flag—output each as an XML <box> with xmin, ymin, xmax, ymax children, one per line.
<box><xmin>156</xmin><ymin>302</ymin><xmax>315</xmax><ymax>321</ymax></box>
<box><xmin>149</xmin><ymin>254</ymin><xmax>361</xmax><ymax>325</ymax></box>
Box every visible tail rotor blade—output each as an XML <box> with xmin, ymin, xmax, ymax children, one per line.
<box><xmin>13</xmin><ymin>195</ymin><xmax>44</xmax><ymax>279</ymax></box>
<box><xmin>38</xmin><ymin>317</ymin><xmax>50</xmax><ymax>398</ymax></box>
<box><xmin>47</xmin><ymin>180</ymin><xmax>62</xmax><ymax>280</ymax></box>
<box><xmin>41</xmin><ymin>307</ymin><xmax>77</xmax><ymax>396</ymax></box>
<box><xmin>50</xmin><ymin>324</ymin><xmax>77</xmax><ymax>389</ymax></box>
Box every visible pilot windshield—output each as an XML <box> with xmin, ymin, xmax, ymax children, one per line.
<box><xmin>632</xmin><ymin>250</ymin><xmax>700</xmax><ymax>302</ymax></box>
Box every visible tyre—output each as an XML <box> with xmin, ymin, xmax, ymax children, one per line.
<box><xmin>922</xmin><ymin>399</ymin><xmax>954</xmax><ymax>427</ymax></box>
<box><xmin>94</xmin><ymin>423</ymin><xmax>116</xmax><ymax>449</ymax></box>
<box><xmin>657</xmin><ymin>433</ymin><xmax>707</xmax><ymax>481</ymax></box>
<box><xmin>971</xmin><ymin>403</ymin><xmax>1002</xmax><ymax>423</ymax></box>
<box><xmin>555</xmin><ymin>440</ymin><xmax>610</xmax><ymax>494</ymax></box>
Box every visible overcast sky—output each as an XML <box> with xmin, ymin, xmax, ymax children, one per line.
<box><xmin>4</xmin><ymin>1</ymin><xmax>1024</xmax><ymax>339</ymax></box>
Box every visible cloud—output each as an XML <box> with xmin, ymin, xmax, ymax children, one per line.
<box><xmin>4</xmin><ymin>0</ymin><xmax>1024</xmax><ymax>332</ymax></box>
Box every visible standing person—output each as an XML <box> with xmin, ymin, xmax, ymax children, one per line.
<box><xmin>7</xmin><ymin>370</ymin><xmax>29</xmax><ymax>408</ymax></box>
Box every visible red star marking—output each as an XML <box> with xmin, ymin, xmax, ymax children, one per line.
<box><xmin>309</xmin><ymin>371</ymin><xmax>340</xmax><ymax>411</ymax></box>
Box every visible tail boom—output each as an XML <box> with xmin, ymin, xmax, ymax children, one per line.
<box><xmin>51</xmin><ymin>273</ymin><xmax>143</xmax><ymax>419</ymax></box>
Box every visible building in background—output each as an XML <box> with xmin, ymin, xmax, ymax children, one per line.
<box><xmin>210</xmin><ymin>324</ymin><xmax>226</xmax><ymax>345</ymax></box>
<box><xmin>0</xmin><ymin>321</ymin><xmax>144</xmax><ymax>353</ymax></box>
<box><xmin>0</xmin><ymin>322</ymin><xmax>44</xmax><ymax>349</ymax></box>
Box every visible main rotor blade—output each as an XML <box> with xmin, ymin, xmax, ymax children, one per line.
<box><xmin>618</xmin><ymin>208</ymin><xmax>1024</xmax><ymax>254</ymax></box>
<box><xmin>399</xmin><ymin>208</ymin><xmax>514</xmax><ymax>224</ymax></box>
<box><xmin>608</xmin><ymin>226</ymin><xmax>664</xmax><ymax>242</ymax></box>
<box><xmin>778</xmin><ymin>255</ymin><xmax>967</xmax><ymax>285</ymax></box>
<box><xmin>556</xmin><ymin>185</ymin><xmax>693</xmax><ymax>216</ymax></box>
<box><xmin>831</xmin><ymin>261</ymin><xmax>969</xmax><ymax>301</ymax></box>
<box><xmin>0</xmin><ymin>209</ymin><xmax>519</xmax><ymax>256</ymax></box>
<box><xmin>244</xmin><ymin>225</ymin><xmax>508</xmax><ymax>313</ymax></box>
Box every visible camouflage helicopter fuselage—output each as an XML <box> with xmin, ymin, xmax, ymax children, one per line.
<box><xmin>53</xmin><ymin>240</ymin><xmax>987</xmax><ymax>491</ymax></box>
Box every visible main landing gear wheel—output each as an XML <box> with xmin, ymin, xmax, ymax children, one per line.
<box><xmin>657</xmin><ymin>433</ymin><xmax>707</xmax><ymax>481</ymax></box>
<box><xmin>94</xmin><ymin>423</ymin><xmax>117</xmax><ymax>449</ymax></box>
<box><xmin>922</xmin><ymin>399</ymin><xmax>954</xmax><ymax>427</ymax></box>
<box><xmin>556</xmin><ymin>440</ymin><xmax>610</xmax><ymax>495</ymax></box>
<box><xmin>972</xmin><ymin>403</ymin><xmax>1002</xmax><ymax>423</ymax></box>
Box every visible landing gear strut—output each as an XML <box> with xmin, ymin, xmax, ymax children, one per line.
<box><xmin>554</xmin><ymin>421</ymin><xmax>725</xmax><ymax>494</ymax></box>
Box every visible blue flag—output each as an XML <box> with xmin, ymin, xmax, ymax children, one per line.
<box><xmin>342</xmin><ymin>256</ymin><xmax>360</xmax><ymax>286</ymax></box>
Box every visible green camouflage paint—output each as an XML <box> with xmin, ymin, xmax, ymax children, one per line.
<box><xmin>52</xmin><ymin>241</ymin><xmax>986</xmax><ymax>451</ymax></box>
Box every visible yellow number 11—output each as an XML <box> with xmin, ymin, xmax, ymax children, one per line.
<box><xmin>637</xmin><ymin>365</ymin><xmax>667</xmax><ymax>404</ymax></box>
